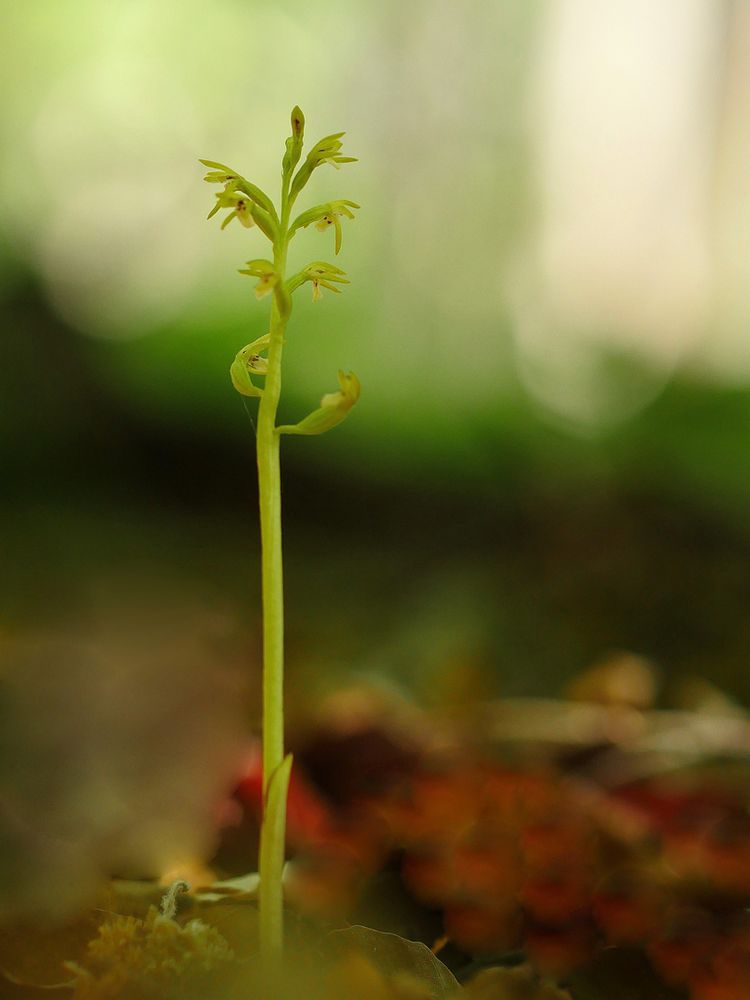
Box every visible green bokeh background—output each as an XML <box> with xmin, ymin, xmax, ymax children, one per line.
<box><xmin>3</xmin><ymin>0</ymin><xmax>750</xmax><ymax>704</ymax></box>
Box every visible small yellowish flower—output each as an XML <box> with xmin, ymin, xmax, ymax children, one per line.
<box><xmin>289</xmin><ymin>131</ymin><xmax>358</xmax><ymax>199</ymax></box>
<box><xmin>289</xmin><ymin>200</ymin><xmax>360</xmax><ymax>254</ymax></box>
<box><xmin>201</xmin><ymin>159</ymin><xmax>277</xmax><ymax>235</ymax></box>
<box><xmin>208</xmin><ymin>189</ymin><xmax>256</xmax><ymax>230</ymax></box>
<box><xmin>238</xmin><ymin>258</ymin><xmax>278</xmax><ymax>299</ymax></box>
<box><xmin>313</xmin><ymin>203</ymin><xmax>358</xmax><ymax>252</ymax></box>
<box><xmin>230</xmin><ymin>334</ymin><xmax>270</xmax><ymax>397</ymax></box>
<box><xmin>307</xmin><ymin>133</ymin><xmax>357</xmax><ymax>171</ymax></box>
<box><xmin>254</xmin><ymin>272</ymin><xmax>276</xmax><ymax>298</ymax></box>
<box><xmin>307</xmin><ymin>262</ymin><xmax>350</xmax><ymax>302</ymax></box>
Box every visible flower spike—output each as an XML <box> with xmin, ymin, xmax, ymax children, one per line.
<box><xmin>201</xmin><ymin>108</ymin><xmax>362</xmax><ymax>958</ymax></box>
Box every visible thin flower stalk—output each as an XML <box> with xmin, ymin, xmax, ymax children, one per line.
<box><xmin>201</xmin><ymin>107</ymin><xmax>360</xmax><ymax>958</ymax></box>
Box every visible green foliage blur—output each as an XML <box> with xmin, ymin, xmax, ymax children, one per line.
<box><xmin>2</xmin><ymin>0</ymin><xmax>750</xmax><ymax>702</ymax></box>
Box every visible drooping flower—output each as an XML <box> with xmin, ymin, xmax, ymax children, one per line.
<box><xmin>277</xmin><ymin>370</ymin><xmax>361</xmax><ymax>437</ymax></box>
<box><xmin>313</xmin><ymin>205</ymin><xmax>356</xmax><ymax>255</ymax></box>
<box><xmin>306</xmin><ymin>261</ymin><xmax>350</xmax><ymax>302</ymax></box>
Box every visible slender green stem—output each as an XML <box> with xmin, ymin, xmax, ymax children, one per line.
<box><xmin>205</xmin><ymin>108</ymin><xmax>357</xmax><ymax>963</ymax></box>
<box><xmin>256</xmin><ymin>183</ymin><xmax>291</xmax><ymax>957</ymax></box>
<box><xmin>258</xmin><ymin>301</ymin><xmax>287</xmax><ymax>795</ymax></box>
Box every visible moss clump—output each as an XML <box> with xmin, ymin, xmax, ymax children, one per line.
<box><xmin>67</xmin><ymin>905</ymin><xmax>235</xmax><ymax>1000</ymax></box>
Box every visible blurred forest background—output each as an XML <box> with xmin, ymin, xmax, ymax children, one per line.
<box><xmin>3</xmin><ymin>0</ymin><xmax>750</xmax><ymax>718</ymax></box>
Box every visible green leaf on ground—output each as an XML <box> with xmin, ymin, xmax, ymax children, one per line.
<box><xmin>329</xmin><ymin>924</ymin><xmax>460</xmax><ymax>997</ymax></box>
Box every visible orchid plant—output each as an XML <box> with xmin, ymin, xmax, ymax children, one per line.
<box><xmin>201</xmin><ymin>108</ymin><xmax>360</xmax><ymax>958</ymax></box>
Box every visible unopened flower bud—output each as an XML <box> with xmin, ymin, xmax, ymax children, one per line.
<box><xmin>291</xmin><ymin>106</ymin><xmax>305</xmax><ymax>140</ymax></box>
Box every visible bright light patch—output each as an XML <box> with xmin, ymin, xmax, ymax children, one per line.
<box><xmin>516</xmin><ymin>0</ymin><xmax>724</xmax><ymax>429</ymax></box>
